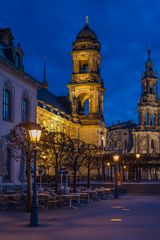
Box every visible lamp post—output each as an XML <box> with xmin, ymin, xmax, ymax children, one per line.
<box><xmin>123</xmin><ymin>165</ymin><xmax>127</xmax><ymax>182</ymax></box>
<box><xmin>113</xmin><ymin>154</ymin><xmax>120</xmax><ymax>199</ymax></box>
<box><xmin>107</xmin><ymin>162</ymin><xmax>111</xmax><ymax>181</ymax></box>
<box><xmin>135</xmin><ymin>153</ymin><xmax>140</xmax><ymax>182</ymax></box>
<box><xmin>28</xmin><ymin>123</ymin><xmax>42</xmax><ymax>227</ymax></box>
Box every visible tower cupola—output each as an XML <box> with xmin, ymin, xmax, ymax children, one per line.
<box><xmin>73</xmin><ymin>16</ymin><xmax>101</xmax><ymax>52</ymax></box>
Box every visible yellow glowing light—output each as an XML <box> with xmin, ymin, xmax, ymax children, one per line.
<box><xmin>113</xmin><ymin>155</ymin><xmax>119</xmax><ymax>162</ymax></box>
<box><xmin>111</xmin><ymin>206</ymin><xmax>125</xmax><ymax>209</ymax></box>
<box><xmin>29</xmin><ymin>129</ymin><xmax>41</xmax><ymax>142</ymax></box>
<box><xmin>123</xmin><ymin>165</ymin><xmax>127</xmax><ymax>169</ymax></box>
<box><xmin>107</xmin><ymin>162</ymin><xmax>110</xmax><ymax>166</ymax></box>
<box><xmin>111</xmin><ymin>218</ymin><xmax>122</xmax><ymax>222</ymax></box>
<box><xmin>135</xmin><ymin>153</ymin><xmax>140</xmax><ymax>159</ymax></box>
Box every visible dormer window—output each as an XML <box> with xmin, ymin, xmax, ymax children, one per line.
<box><xmin>15</xmin><ymin>53</ymin><xmax>20</xmax><ymax>69</ymax></box>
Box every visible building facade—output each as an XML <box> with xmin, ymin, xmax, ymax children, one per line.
<box><xmin>0</xmin><ymin>28</ymin><xmax>39</xmax><ymax>185</ymax></box>
<box><xmin>0</xmin><ymin>21</ymin><xmax>106</xmax><ymax>186</ymax></box>
<box><xmin>106</xmin><ymin>121</ymin><xmax>136</xmax><ymax>154</ymax></box>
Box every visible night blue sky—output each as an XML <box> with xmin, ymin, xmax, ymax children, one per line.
<box><xmin>1</xmin><ymin>0</ymin><xmax>160</xmax><ymax>125</ymax></box>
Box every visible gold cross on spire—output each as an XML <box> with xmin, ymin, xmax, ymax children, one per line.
<box><xmin>148</xmin><ymin>47</ymin><xmax>151</xmax><ymax>59</ymax></box>
<box><xmin>85</xmin><ymin>16</ymin><xmax>89</xmax><ymax>26</ymax></box>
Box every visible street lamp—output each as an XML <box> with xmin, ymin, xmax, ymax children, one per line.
<box><xmin>113</xmin><ymin>154</ymin><xmax>120</xmax><ymax>199</ymax></box>
<box><xmin>135</xmin><ymin>153</ymin><xmax>140</xmax><ymax>182</ymax></box>
<box><xmin>28</xmin><ymin>122</ymin><xmax>42</xmax><ymax>227</ymax></box>
<box><xmin>135</xmin><ymin>153</ymin><xmax>140</xmax><ymax>159</ymax></box>
<box><xmin>106</xmin><ymin>162</ymin><xmax>111</xmax><ymax>181</ymax></box>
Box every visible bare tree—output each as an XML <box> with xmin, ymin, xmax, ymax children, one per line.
<box><xmin>66</xmin><ymin>139</ymin><xmax>88</xmax><ymax>192</ymax></box>
<box><xmin>41</xmin><ymin>130</ymin><xmax>72</xmax><ymax>193</ymax></box>
<box><xmin>7</xmin><ymin>124</ymin><xmax>35</xmax><ymax>211</ymax></box>
<box><xmin>84</xmin><ymin>144</ymin><xmax>99</xmax><ymax>189</ymax></box>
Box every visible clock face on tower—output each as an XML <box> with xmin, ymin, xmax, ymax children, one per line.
<box><xmin>78</xmin><ymin>73</ymin><xmax>90</xmax><ymax>81</ymax></box>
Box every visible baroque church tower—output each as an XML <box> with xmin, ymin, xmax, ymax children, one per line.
<box><xmin>67</xmin><ymin>17</ymin><xmax>106</xmax><ymax>146</ymax></box>
<box><xmin>133</xmin><ymin>48</ymin><xmax>160</xmax><ymax>154</ymax></box>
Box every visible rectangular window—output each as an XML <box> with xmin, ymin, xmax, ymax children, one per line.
<box><xmin>3</xmin><ymin>89</ymin><xmax>11</xmax><ymax>121</ymax></box>
<box><xmin>21</xmin><ymin>98</ymin><xmax>28</xmax><ymax>123</ymax></box>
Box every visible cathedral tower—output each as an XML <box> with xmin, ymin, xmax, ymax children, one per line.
<box><xmin>133</xmin><ymin>48</ymin><xmax>160</xmax><ymax>154</ymax></box>
<box><xmin>138</xmin><ymin>48</ymin><xmax>159</xmax><ymax>127</ymax></box>
<box><xmin>67</xmin><ymin>17</ymin><xmax>106</xmax><ymax>146</ymax></box>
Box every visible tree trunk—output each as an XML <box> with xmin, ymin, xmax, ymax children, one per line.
<box><xmin>102</xmin><ymin>162</ymin><xmax>106</xmax><ymax>181</ymax></box>
<box><xmin>26</xmin><ymin>158</ymin><xmax>31</xmax><ymax>212</ymax></box>
<box><xmin>55</xmin><ymin>159</ymin><xmax>58</xmax><ymax>193</ymax></box>
<box><xmin>97</xmin><ymin>167</ymin><xmax>100</xmax><ymax>181</ymax></box>
<box><xmin>110</xmin><ymin>166</ymin><xmax>113</xmax><ymax>181</ymax></box>
<box><xmin>87</xmin><ymin>162</ymin><xmax>90</xmax><ymax>189</ymax></box>
<box><xmin>73</xmin><ymin>169</ymin><xmax>77</xmax><ymax>193</ymax></box>
<box><xmin>122</xmin><ymin>167</ymin><xmax>125</xmax><ymax>182</ymax></box>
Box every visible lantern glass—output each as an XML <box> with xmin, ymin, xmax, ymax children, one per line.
<box><xmin>113</xmin><ymin>155</ymin><xmax>119</xmax><ymax>163</ymax></box>
<box><xmin>29</xmin><ymin>129</ymin><xmax>42</xmax><ymax>142</ymax></box>
<box><xmin>136</xmin><ymin>153</ymin><xmax>140</xmax><ymax>159</ymax></box>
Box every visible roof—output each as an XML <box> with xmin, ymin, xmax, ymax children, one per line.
<box><xmin>0</xmin><ymin>28</ymin><xmax>40</xmax><ymax>87</ymax></box>
<box><xmin>76</xmin><ymin>25</ymin><xmax>98</xmax><ymax>42</ymax></box>
<box><xmin>108</xmin><ymin>121</ymin><xmax>136</xmax><ymax>130</ymax></box>
<box><xmin>37</xmin><ymin>88</ymin><xmax>72</xmax><ymax>114</ymax></box>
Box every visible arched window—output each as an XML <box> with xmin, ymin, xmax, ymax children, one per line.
<box><xmin>150</xmin><ymin>86</ymin><xmax>153</xmax><ymax>94</ymax></box>
<box><xmin>146</xmin><ymin>113</ymin><xmax>149</xmax><ymax>125</ymax></box>
<box><xmin>152</xmin><ymin>84</ymin><xmax>156</xmax><ymax>94</ymax></box>
<box><xmin>151</xmin><ymin>139</ymin><xmax>155</xmax><ymax>150</ymax></box>
<box><xmin>84</xmin><ymin>99</ymin><xmax>89</xmax><ymax>115</ymax></box>
<box><xmin>79</xmin><ymin>60</ymin><xmax>88</xmax><ymax>73</ymax></box>
<box><xmin>21</xmin><ymin>98</ymin><xmax>28</xmax><ymax>123</ymax></box>
<box><xmin>3</xmin><ymin>88</ymin><xmax>11</xmax><ymax>121</ymax></box>
<box><xmin>151</xmin><ymin>114</ymin><xmax>155</xmax><ymax>126</ymax></box>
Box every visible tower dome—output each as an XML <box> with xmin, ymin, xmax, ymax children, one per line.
<box><xmin>76</xmin><ymin>24</ymin><xmax>98</xmax><ymax>42</ymax></box>
<box><xmin>73</xmin><ymin>17</ymin><xmax>100</xmax><ymax>51</ymax></box>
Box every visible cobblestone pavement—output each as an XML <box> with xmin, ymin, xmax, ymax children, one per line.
<box><xmin>0</xmin><ymin>195</ymin><xmax>160</xmax><ymax>240</ymax></box>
